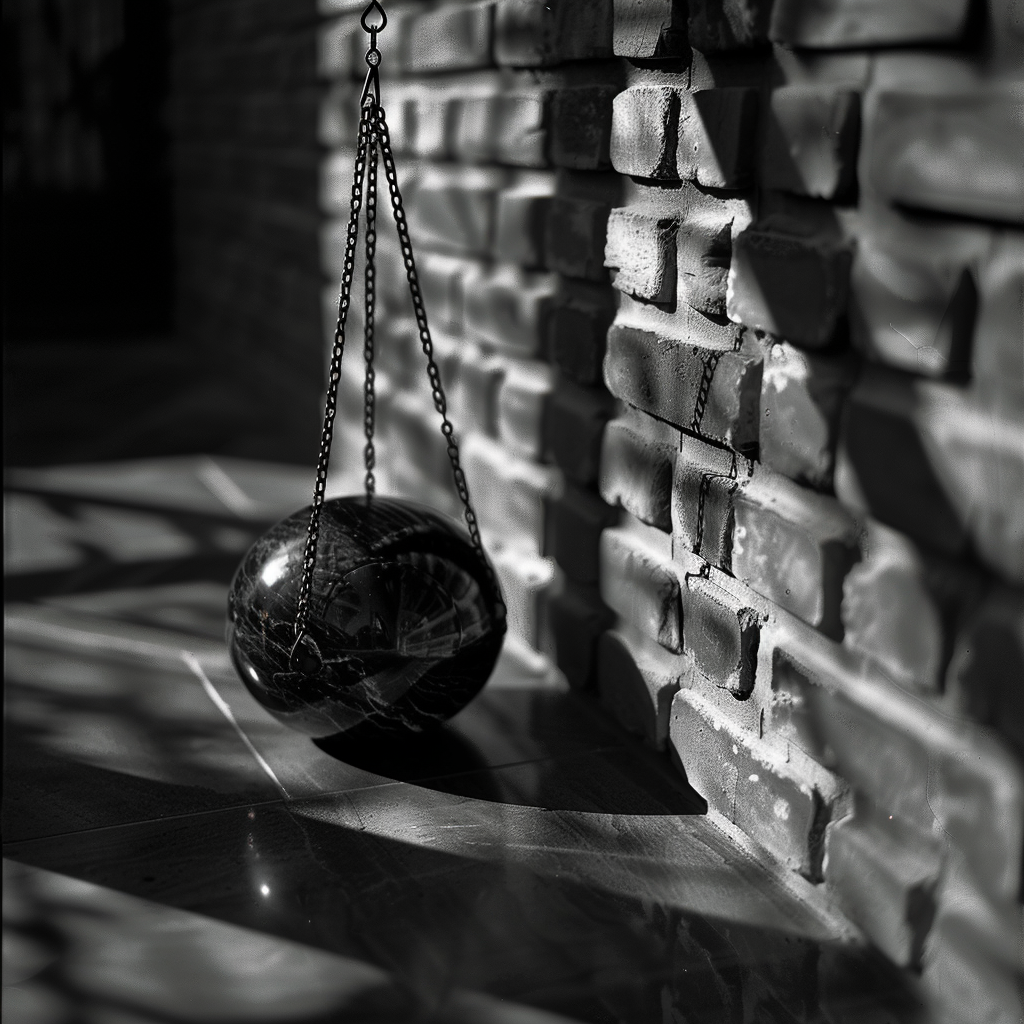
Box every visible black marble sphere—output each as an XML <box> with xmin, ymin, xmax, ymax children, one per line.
<box><xmin>226</xmin><ymin>496</ymin><xmax>506</xmax><ymax>737</ymax></box>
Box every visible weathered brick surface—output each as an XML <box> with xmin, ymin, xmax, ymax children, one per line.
<box><xmin>835</xmin><ymin>366</ymin><xmax>1024</xmax><ymax>583</ymax></box>
<box><xmin>409</xmin><ymin>166</ymin><xmax>505</xmax><ymax>256</ymax></box>
<box><xmin>759</xmin><ymin>341</ymin><xmax>857</xmax><ymax>490</ymax></box>
<box><xmin>611</xmin><ymin>0</ymin><xmax>688</xmax><ymax>61</ymax></box>
<box><xmin>770</xmin><ymin>0</ymin><xmax>973</xmax><ymax>48</ymax></box>
<box><xmin>824</xmin><ymin>808</ymin><xmax>944</xmax><ymax>968</ymax></box>
<box><xmin>769</xmin><ymin>617</ymin><xmax>1024</xmax><ymax>903</ymax></box>
<box><xmin>841</xmin><ymin>519</ymin><xmax>983</xmax><ymax>694</ymax></box>
<box><xmin>684</xmin><ymin>573</ymin><xmax>764</xmax><ymax>698</ymax></box>
<box><xmin>675</xmin><ymin>203</ymin><xmax>735</xmax><ymax>317</ymax></box>
<box><xmin>671</xmin><ymin>431</ymin><xmax>753</xmax><ymax>571</ymax></box>
<box><xmin>868</xmin><ymin>91</ymin><xmax>1024</xmax><ymax>226</ymax></box>
<box><xmin>545</xmin><ymin>377</ymin><xmax>616</xmax><ymax>486</ymax></box>
<box><xmin>685</xmin><ymin>0</ymin><xmax>774</xmax><ymax>52</ymax></box>
<box><xmin>599</xmin><ymin>409</ymin><xmax>679</xmax><ymax>530</ymax></box>
<box><xmin>551</xmin><ymin>483</ymin><xmax>619</xmax><ymax>584</ymax></box>
<box><xmin>604</xmin><ymin>322</ymin><xmax>764</xmax><ymax>451</ymax></box>
<box><xmin>604</xmin><ymin>206</ymin><xmax>677</xmax><ymax>303</ymax></box>
<box><xmin>496</xmin><ymin>358</ymin><xmax>557</xmax><ymax>460</ymax></box>
<box><xmin>495</xmin><ymin>182</ymin><xmax>552</xmax><ymax>268</ymax></box>
<box><xmin>733</xmin><ymin>472</ymin><xmax>860</xmax><ymax>638</ymax></box>
<box><xmin>492</xmin><ymin>545</ymin><xmax>560</xmax><ymax>649</ymax></box>
<box><xmin>944</xmin><ymin>586</ymin><xmax>1024</xmax><ymax>761</ymax></box>
<box><xmin>452</xmin><ymin>343</ymin><xmax>506</xmax><ymax>437</ymax></box>
<box><xmin>550</xmin><ymin>86</ymin><xmax>618</xmax><ymax>170</ymax></box>
<box><xmin>548</xmin><ymin>279</ymin><xmax>616</xmax><ymax>384</ymax></box>
<box><xmin>466</xmin><ymin>265</ymin><xmax>558</xmax><ymax>355</ymax></box>
<box><xmin>671</xmin><ymin>687</ymin><xmax>847</xmax><ymax>878</ymax></box>
<box><xmin>727</xmin><ymin>229</ymin><xmax>852</xmax><ymax>349</ymax></box>
<box><xmin>495</xmin><ymin>0</ymin><xmax>613</xmax><ymax>67</ymax></box>
<box><xmin>610</xmin><ymin>86</ymin><xmax>759</xmax><ymax>188</ymax></box>
<box><xmin>402</xmin><ymin>2</ymin><xmax>495</xmax><ymax>74</ymax></box>
<box><xmin>600</xmin><ymin>525</ymin><xmax>684</xmax><ymax>652</ymax></box>
<box><xmin>849</xmin><ymin>220</ymin><xmax>988</xmax><ymax>379</ymax></box>
<box><xmin>760</xmin><ymin>86</ymin><xmax>860</xmax><ymax>201</ymax></box>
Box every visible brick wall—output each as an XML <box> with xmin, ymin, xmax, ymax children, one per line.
<box><xmin>317</xmin><ymin>2</ymin><xmax>1023</xmax><ymax>1020</ymax></box>
<box><xmin>169</xmin><ymin>0</ymin><xmax>325</xmax><ymax>461</ymax></box>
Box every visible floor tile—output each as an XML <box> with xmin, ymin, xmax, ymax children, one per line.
<box><xmin>4</xmin><ymin>795</ymin><xmax>917</xmax><ymax>1024</ymax></box>
<box><xmin>3</xmin><ymin>607</ymin><xmax>279</xmax><ymax>841</ymax></box>
<box><xmin>2</xmin><ymin>859</ymin><xmax>583</xmax><ymax>1024</ymax></box>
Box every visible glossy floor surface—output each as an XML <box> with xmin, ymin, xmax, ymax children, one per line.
<box><xmin>3</xmin><ymin>459</ymin><xmax>921</xmax><ymax>1023</ymax></box>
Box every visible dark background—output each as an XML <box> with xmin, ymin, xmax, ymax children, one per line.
<box><xmin>3</xmin><ymin>0</ymin><xmax>324</xmax><ymax>467</ymax></box>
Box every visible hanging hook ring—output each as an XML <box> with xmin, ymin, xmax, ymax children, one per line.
<box><xmin>361</xmin><ymin>1</ymin><xmax>387</xmax><ymax>33</ymax></box>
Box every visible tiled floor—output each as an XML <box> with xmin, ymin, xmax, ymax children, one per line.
<box><xmin>3</xmin><ymin>458</ymin><xmax>921</xmax><ymax>1023</ymax></box>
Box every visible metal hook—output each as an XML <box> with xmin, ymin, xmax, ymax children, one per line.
<box><xmin>361</xmin><ymin>1</ymin><xmax>386</xmax><ymax>33</ymax></box>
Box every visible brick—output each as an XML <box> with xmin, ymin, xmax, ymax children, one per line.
<box><xmin>409</xmin><ymin>94</ymin><xmax>455</xmax><ymax>159</ymax></box>
<box><xmin>671</xmin><ymin>431</ymin><xmax>754</xmax><ymax>572</ymax></box>
<box><xmin>759</xmin><ymin>341</ymin><xmax>857</xmax><ymax>490</ymax></box>
<box><xmin>824</xmin><ymin>808</ymin><xmax>943</xmax><ymax>968</ymax></box>
<box><xmin>671</xmin><ymin>688</ymin><xmax>847</xmax><ymax>877</ymax></box>
<box><xmin>610</xmin><ymin>86</ymin><xmax>677</xmax><ymax>178</ymax></box>
<box><xmin>850</xmin><ymin>224</ymin><xmax>987</xmax><ymax>380</ymax></box>
<box><xmin>759</xmin><ymin>86</ymin><xmax>860</xmax><ymax>201</ymax></box>
<box><xmin>732</xmin><ymin>472</ymin><xmax>860</xmax><ymax>637</ymax></box>
<box><xmin>496</xmin><ymin>358</ymin><xmax>557</xmax><ymax>460</ymax></box>
<box><xmin>604</xmin><ymin>207</ymin><xmax>677</xmax><ymax>303</ymax></box>
<box><xmin>456</xmin><ymin>92</ymin><xmax>549</xmax><ymax>167</ymax></box>
<box><xmin>550</xmin><ymin>86</ymin><xmax>618</xmax><ymax>170</ymax></box>
<box><xmin>678</xmin><ymin>88</ymin><xmax>759</xmax><ymax>189</ymax></box>
<box><xmin>545</xmin><ymin>582</ymin><xmax>614</xmax><ymax>689</ymax></box>
<box><xmin>409</xmin><ymin>166</ymin><xmax>504</xmax><ymax>257</ymax></box>
<box><xmin>841</xmin><ymin>519</ymin><xmax>983</xmax><ymax>694</ymax></box>
<box><xmin>835</xmin><ymin>367</ymin><xmax>1024</xmax><ymax>583</ymax></box>
<box><xmin>612</xmin><ymin>86</ymin><xmax>758</xmax><ymax>187</ymax></box>
<box><xmin>770</xmin><ymin>0</ymin><xmax>972</xmax><ymax>48</ymax></box>
<box><xmin>612</xmin><ymin>0</ymin><xmax>688</xmax><ymax>60</ymax></box>
<box><xmin>551</xmin><ymin>483</ymin><xmax>619</xmax><ymax>584</ymax></box>
<box><xmin>868</xmin><ymin>91</ymin><xmax>1024</xmax><ymax>226</ymax></box>
<box><xmin>495</xmin><ymin>182</ymin><xmax>553</xmax><ymax>268</ymax></box>
<box><xmin>598</xmin><ymin>627</ymin><xmax>682</xmax><ymax>747</ymax></box>
<box><xmin>769</xmin><ymin>620</ymin><xmax>1024</xmax><ymax>903</ymax></box>
<box><xmin>545</xmin><ymin>378</ymin><xmax>616</xmax><ymax>486</ymax></box>
<box><xmin>603</xmin><ymin>322</ymin><xmax>764</xmax><ymax>452</ymax></box>
<box><xmin>463</xmin><ymin>433</ymin><xmax>563</xmax><ymax>556</ymax></box>
<box><xmin>600</xmin><ymin>525</ymin><xmax>684</xmax><ymax>652</ymax></box>
<box><xmin>491</xmin><ymin>546</ymin><xmax>559</xmax><ymax>649</ymax></box>
<box><xmin>495</xmin><ymin>0</ymin><xmax>613</xmax><ymax>67</ymax></box>
<box><xmin>548</xmin><ymin>279</ymin><xmax>615</xmax><ymax>384</ymax></box>
<box><xmin>675</xmin><ymin>205</ymin><xmax>734</xmax><ymax>317</ymax></box>
<box><xmin>465</xmin><ymin>265</ymin><xmax>558</xmax><ymax>355</ymax></box>
<box><xmin>944</xmin><ymin>586</ymin><xmax>1024</xmax><ymax>761</ymax></box>
<box><xmin>418</xmin><ymin>252</ymin><xmax>475</xmax><ymax>335</ymax></box>
<box><xmin>727</xmin><ymin>229</ymin><xmax>852</xmax><ymax>348</ymax></box>
<box><xmin>687</xmin><ymin>0</ymin><xmax>773</xmax><ymax>51</ymax></box>
<box><xmin>403</xmin><ymin>2</ymin><xmax>495</xmax><ymax>74</ymax></box>
<box><xmin>684</xmin><ymin>574</ymin><xmax>763</xmax><ymax>698</ymax></box>
<box><xmin>973</xmin><ymin>231</ymin><xmax>1024</xmax><ymax>392</ymax></box>
<box><xmin>318</xmin><ymin>17</ymin><xmax>359</xmax><ymax>79</ymax></box>
<box><xmin>452</xmin><ymin>343</ymin><xmax>506</xmax><ymax>437</ymax></box>
<box><xmin>599</xmin><ymin>410</ymin><xmax>679</xmax><ymax>530</ymax></box>
<box><xmin>545</xmin><ymin>197</ymin><xmax>612</xmax><ymax>281</ymax></box>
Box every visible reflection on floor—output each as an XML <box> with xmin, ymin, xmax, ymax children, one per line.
<box><xmin>2</xmin><ymin>458</ymin><xmax>923</xmax><ymax>1023</ymax></box>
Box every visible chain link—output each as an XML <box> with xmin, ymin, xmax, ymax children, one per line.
<box><xmin>362</xmin><ymin>129</ymin><xmax>379</xmax><ymax>498</ymax></box>
<box><xmin>294</xmin><ymin>107</ymin><xmax>372</xmax><ymax>642</ymax></box>
<box><xmin>293</xmin><ymin>17</ymin><xmax>505</xmax><ymax>651</ymax></box>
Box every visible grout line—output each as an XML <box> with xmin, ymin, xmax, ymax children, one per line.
<box><xmin>181</xmin><ymin>651</ymin><xmax>290</xmax><ymax>800</ymax></box>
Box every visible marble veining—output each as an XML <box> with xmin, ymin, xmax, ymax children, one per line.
<box><xmin>227</xmin><ymin>496</ymin><xmax>507</xmax><ymax>737</ymax></box>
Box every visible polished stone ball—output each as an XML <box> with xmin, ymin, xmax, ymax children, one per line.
<box><xmin>226</xmin><ymin>496</ymin><xmax>506</xmax><ymax>737</ymax></box>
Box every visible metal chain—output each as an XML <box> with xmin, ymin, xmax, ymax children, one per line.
<box><xmin>293</xmin><ymin>3</ymin><xmax>504</xmax><ymax>659</ymax></box>
<box><xmin>293</xmin><ymin>107</ymin><xmax>372</xmax><ymax>647</ymax></box>
<box><xmin>362</xmin><ymin>126</ymin><xmax>379</xmax><ymax>498</ymax></box>
<box><xmin>374</xmin><ymin>105</ymin><xmax>503</xmax><ymax>614</ymax></box>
